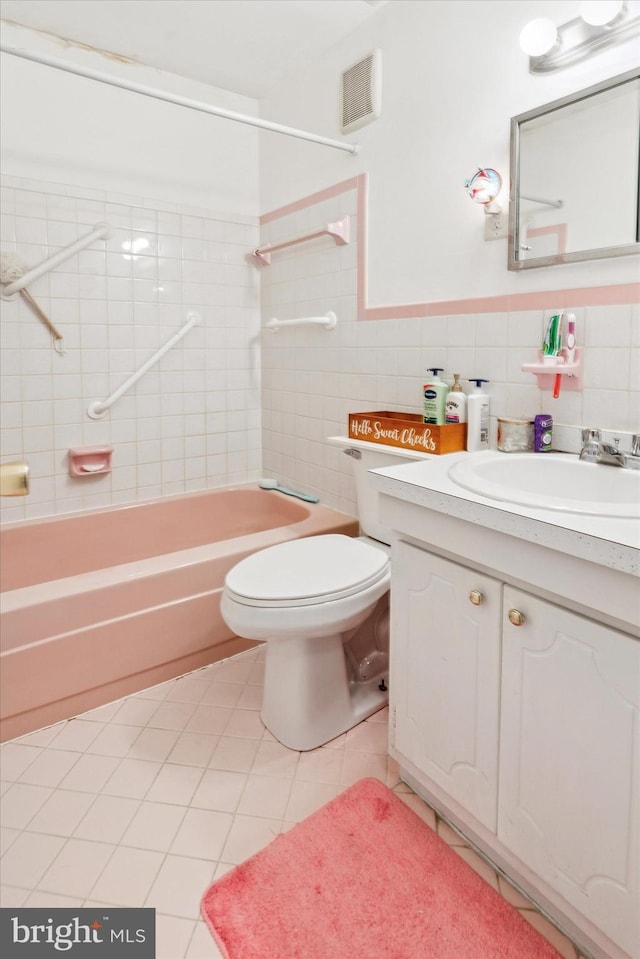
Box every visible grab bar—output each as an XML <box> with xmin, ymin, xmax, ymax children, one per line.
<box><xmin>264</xmin><ymin>312</ymin><xmax>337</xmax><ymax>333</ymax></box>
<box><xmin>2</xmin><ymin>222</ymin><xmax>113</xmax><ymax>297</ymax></box>
<box><xmin>87</xmin><ymin>311</ymin><xmax>201</xmax><ymax>419</ymax></box>
<box><xmin>252</xmin><ymin>216</ymin><xmax>350</xmax><ymax>265</ymax></box>
<box><xmin>520</xmin><ymin>195</ymin><xmax>564</xmax><ymax>210</ymax></box>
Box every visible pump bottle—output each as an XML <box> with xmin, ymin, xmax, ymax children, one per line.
<box><xmin>466</xmin><ymin>379</ymin><xmax>490</xmax><ymax>451</ymax></box>
<box><xmin>445</xmin><ymin>374</ymin><xmax>467</xmax><ymax>424</ymax></box>
<box><xmin>423</xmin><ymin>368</ymin><xmax>448</xmax><ymax>425</ymax></box>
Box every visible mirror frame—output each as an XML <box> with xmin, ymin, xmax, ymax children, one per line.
<box><xmin>508</xmin><ymin>68</ymin><xmax>640</xmax><ymax>271</ymax></box>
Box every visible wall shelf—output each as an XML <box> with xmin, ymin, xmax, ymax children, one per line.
<box><xmin>522</xmin><ymin>348</ymin><xmax>582</xmax><ymax>391</ymax></box>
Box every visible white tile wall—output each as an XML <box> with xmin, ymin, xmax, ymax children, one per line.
<box><xmin>260</xmin><ymin>187</ymin><xmax>640</xmax><ymax>518</ymax></box>
<box><xmin>2</xmin><ymin>176</ymin><xmax>638</xmax><ymax>526</ymax></box>
<box><xmin>0</xmin><ymin>176</ymin><xmax>262</xmax><ymax>523</ymax></box>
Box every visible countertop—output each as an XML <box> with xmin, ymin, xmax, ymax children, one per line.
<box><xmin>367</xmin><ymin>450</ymin><xmax>640</xmax><ymax>577</ymax></box>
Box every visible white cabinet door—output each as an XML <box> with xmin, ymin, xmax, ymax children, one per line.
<box><xmin>499</xmin><ymin>587</ymin><xmax>640</xmax><ymax>959</ymax></box>
<box><xmin>391</xmin><ymin>542</ymin><xmax>502</xmax><ymax>830</ymax></box>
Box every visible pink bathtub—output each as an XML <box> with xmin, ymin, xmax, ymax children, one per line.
<box><xmin>0</xmin><ymin>486</ymin><xmax>357</xmax><ymax>742</ymax></box>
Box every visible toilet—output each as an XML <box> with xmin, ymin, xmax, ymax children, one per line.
<box><xmin>220</xmin><ymin>438</ymin><xmax>422</xmax><ymax>751</ymax></box>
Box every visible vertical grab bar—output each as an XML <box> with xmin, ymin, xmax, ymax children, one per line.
<box><xmin>87</xmin><ymin>312</ymin><xmax>201</xmax><ymax>419</ymax></box>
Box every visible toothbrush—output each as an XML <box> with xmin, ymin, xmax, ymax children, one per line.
<box><xmin>565</xmin><ymin>313</ymin><xmax>576</xmax><ymax>366</ymax></box>
<box><xmin>259</xmin><ymin>478</ymin><xmax>319</xmax><ymax>503</ymax></box>
<box><xmin>552</xmin><ymin>313</ymin><xmax>565</xmax><ymax>399</ymax></box>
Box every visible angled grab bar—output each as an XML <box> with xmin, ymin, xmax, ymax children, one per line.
<box><xmin>264</xmin><ymin>311</ymin><xmax>337</xmax><ymax>332</ymax></box>
<box><xmin>88</xmin><ymin>312</ymin><xmax>201</xmax><ymax>419</ymax></box>
<box><xmin>2</xmin><ymin>223</ymin><xmax>113</xmax><ymax>297</ymax></box>
<box><xmin>252</xmin><ymin>216</ymin><xmax>350</xmax><ymax>265</ymax></box>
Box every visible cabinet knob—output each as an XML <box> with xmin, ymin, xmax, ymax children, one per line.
<box><xmin>469</xmin><ymin>589</ymin><xmax>484</xmax><ymax>606</ymax></box>
<box><xmin>508</xmin><ymin>609</ymin><xmax>526</xmax><ymax>627</ymax></box>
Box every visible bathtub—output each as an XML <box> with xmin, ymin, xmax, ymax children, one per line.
<box><xmin>0</xmin><ymin>485</ymin><xmax>358</xmax><ymax>742</ymax></box>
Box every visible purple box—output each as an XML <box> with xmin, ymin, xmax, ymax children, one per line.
<box><xmin>534</xmin><ymin>414</ymin><xmax>553</xmax><ymax>453</ymax></box>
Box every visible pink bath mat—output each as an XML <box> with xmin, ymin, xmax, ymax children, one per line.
<box><xmin>201</xmin><ymin>777</ymin><xmax>564</xmax><ymax>959</ymax></box>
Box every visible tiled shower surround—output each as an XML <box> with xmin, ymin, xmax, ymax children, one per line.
<box><xmin>0</xmin><ymin>175</ymin><xmax>261</xmax><ymax>523</ymax></box>
<box><xmin>1</xmin><ymin>174</ymin><xmax>638</xmax><ymax>523</ymax></box>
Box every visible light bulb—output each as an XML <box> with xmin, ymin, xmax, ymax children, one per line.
<box><xmin>579</xmin><ymin>1</ymin><xmax>624</xmax><ymax>26</ymax></box>
<box><xmin>519</xmin><ymin>18</ymin><xmax>558</xmax><ymax>56</ymax></box>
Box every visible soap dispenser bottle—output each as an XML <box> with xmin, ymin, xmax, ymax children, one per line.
<box><xmin>466</xmin><ymin>379</ymin><xmax>490</xmax><ymax>451</ymax></box>
<box><xmin>423</xmin><ymin>368</ymin><xmax>448</xmax><ymax>425</ymax></box>
<box><xmin>445</xmin><ymin>374</ymin><xmax>467</xmax><ymax>424</ymax></box>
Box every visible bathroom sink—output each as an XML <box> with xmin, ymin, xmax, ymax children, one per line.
<box><xmin>447</xmin><ymin>452</ymin><xmax>640</xmax><ymax>518</ymax></box>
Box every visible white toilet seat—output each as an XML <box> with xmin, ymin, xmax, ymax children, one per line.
<box><xmin>224</xmin><ymin>534</ymin><xmax>389</xmax><ymax>608</ymax></box>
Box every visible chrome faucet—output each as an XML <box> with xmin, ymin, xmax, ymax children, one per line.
<box><xmin>579</xmin><ymin>428</ymin><xmax>601</xmax><ymax>463</ymax></box>
<box><xmin>579</xmin><ymin>429</ymin><xmax>640</xmax><ymax>469</ymax></box>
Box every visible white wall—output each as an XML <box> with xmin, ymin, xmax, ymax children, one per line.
<box><xmin>259</xmin><ymin>0</ymin><xmax>640</xmax><ymax>305</ymax></box>
<box><xmin>0</xmin><ymin>21</ymin><xmax>260</xmax><ymax>214</ymax></box>
<box><xmin>256</xmin><ymin>0</ymin><xmax>639</xmax><ymax>511</ymax></box>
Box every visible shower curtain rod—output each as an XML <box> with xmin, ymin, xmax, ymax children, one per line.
<box><xmin>0</xmin><ymin>43</ymin><xmax>359</xmax><ymax>155</ymax></box>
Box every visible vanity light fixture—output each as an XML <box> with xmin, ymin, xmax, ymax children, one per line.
<box><xmin>520</xmin><ymin>0</ymin><xmax>639</xmax><ymax>73</ymax></box>
<box><xmin>519</xmin><ymin>18</ymin><xmax>559</xmax><ymax>58</ymax></box>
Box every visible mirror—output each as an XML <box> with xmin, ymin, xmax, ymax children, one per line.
<box><xmin>509</xmin><ymin>69</ymin><xmax>640</xmax><ymax>270</ymax></box>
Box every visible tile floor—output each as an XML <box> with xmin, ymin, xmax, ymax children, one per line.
<box><xmin>1</xmin><ymin>646</ymin><xmax>585</xmax><ymax>959</ymax></box>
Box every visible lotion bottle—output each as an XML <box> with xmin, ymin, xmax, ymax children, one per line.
<box><xmin>445</xmin><ymin>373</ymin><xmax>467</xmax><ymax>424</ymax></box>
<box><xmin>466</xmin><ymin>379</ymin><xmax>490</xmax><ymax>451</ymax></box>
<box><xmin>423</xmin><ymin>368</ymin><xmax>448</xmax><ymax>425</ymax></box>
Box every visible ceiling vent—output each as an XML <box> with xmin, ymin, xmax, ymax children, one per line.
<box><xmin>340</xmin><ymin>50</ymin><xmax>381</xmax><ymax>134</ymax></box>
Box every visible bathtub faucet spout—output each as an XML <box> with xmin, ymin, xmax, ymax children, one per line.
<box><xmin>0</xmin><ymin>461</ymin><xmax>29</xmax><ymax>496</ymax></box>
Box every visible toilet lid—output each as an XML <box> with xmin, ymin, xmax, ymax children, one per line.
<box><xmin>224</xmin><ymin>534</ymin><xmax>390</xmax><ymax>607</ymax></box>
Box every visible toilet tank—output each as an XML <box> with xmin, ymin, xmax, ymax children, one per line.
<box><xmin>329</xmin><ymin>437</ymin><xmax>430</xmax><ymax>545</ymax></box>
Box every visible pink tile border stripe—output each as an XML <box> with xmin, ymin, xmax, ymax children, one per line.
<box><xmin>527</xmin><ymin>223</ymin><xmax>568</xmax><ymax>256</ymax></box>
<box><xmin>260</xmin><ymin>175</ymin><xmax>640</xmax><ymax>319</ymax></box>
<box><xmin>260</xmin><ymin>177</ymin><xmax>362</xmax><ymax>224</ymax></box>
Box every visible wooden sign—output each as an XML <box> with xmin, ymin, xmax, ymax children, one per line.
<box><xmin>348</xmin><ymin>411</ymin><xmax>466</xmax><ymax>455</ymax></box>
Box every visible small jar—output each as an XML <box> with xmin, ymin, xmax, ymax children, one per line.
<box><xmin>497</xmin><ymin>416</ymin><xmax>534</xmax><ymax>453</ymax></box>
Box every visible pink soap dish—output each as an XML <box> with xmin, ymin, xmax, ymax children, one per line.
<box><xmin>68</xmin><ymin>446</ymin><xmax>113</xmax><ymax>477</ymax></box>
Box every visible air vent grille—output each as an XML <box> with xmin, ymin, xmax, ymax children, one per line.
<box><xmin>341</xmin><ymin>50</ymin><xmax>381</xmax><ymax>134</ymax></box>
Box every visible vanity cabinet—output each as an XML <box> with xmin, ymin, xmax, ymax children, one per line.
<box><xmin>391</xmin><ymin>538</ymin><xmax>639</xmax><ymax>959</ymax></box>
<box><xmin>392</xmin><ymin>543</ymin><xmax>502</xmax><ymax>831</ymax></box>
<box><xmin>498</xmin><ymin>586</ymin><xmax>639</xmax><ymax>958</ymax></box>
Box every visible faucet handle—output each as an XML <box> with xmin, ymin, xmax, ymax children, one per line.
<box><xmin>581</xmin><ymin>427</ymin><xmax>601</xmax><ymax>446</ymax></box>
<box><xmin>579</xmin><ymin>428</ymin><xmax>602</xmax><ymax>462</ymax></box>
